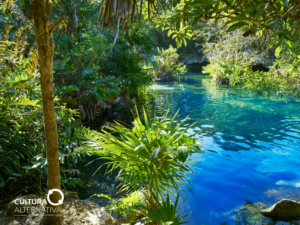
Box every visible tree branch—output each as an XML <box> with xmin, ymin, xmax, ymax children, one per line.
<box><xmin>49</xmin><ymin>17</ymin><xmax>65</xmax><ymax>32</ymax></box>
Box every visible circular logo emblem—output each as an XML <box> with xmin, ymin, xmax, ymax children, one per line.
<box><xmin>47</xmin><ymin>189</ymin><xmax>64</xmax><ymax>206</ymax></box>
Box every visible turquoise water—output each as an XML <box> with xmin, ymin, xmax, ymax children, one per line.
<box><xmin>81</xmin><ymin>70</ymin><xmax>300</xmax><ymax>224</ymax></box>
<box><xmin>137</xmin><ymin>71</ymin><xmax>300</xmax><ymax>224</ymax></box>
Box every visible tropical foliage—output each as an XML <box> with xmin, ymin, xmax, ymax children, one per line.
<box><xmin>83</xmin><ymin>107</ymin><xmax>202</xmax><ymax>224</ymax></box>
<box><xmin>152</xmin><ymin>0</ymin><xmax>300</xmax><ymax>97</ymax></box>
<box><xmin>229</xmin><ymin>51</ymin><xmax>300</xmax><ymax>97</ymax></box>
<box><xmin>53</xmin><ymin>26</ymin><xmax>155</xmax><ymax>122</ymax></box>
<box><xmin>0</xmin><ymin>25</ymin><xmax>93</xmax><ymax>207</ymax></box>
<box><xmin>0</xmin><ymin>1</ymin><xmax>201</xmax><ymax>222</ymax></box>
<box><xmin>200</xmin><ymin>20</ymin><xmax>270</xmax><ymax>84</ymax></box>
<box><xmin>140</xmin><ymin>193</ymin><xmax>189</xmax><ymax>225</ymax></box>
<box><xmin>94</xmin><ymin>190</ymin><xmax>145</xmax><ymax>222</ymax></box>
<box><xmin>160</xmin><ymin>0</ymin><xmax>300</xmax><ymax>53</ymax></box>
<box><xmin>148</xmin><ymin>45</ymin><xmax>187</xmax><ymax>80</ymax></box>
<box><xmin>7</xmin><ymin>0</ymin><xmax>300</xmax><ymax>223</ymax></box>
<box><xmin>197</xmin><ymin>19</ymin><xmax>300</xmax><ymax>97</ymax></box>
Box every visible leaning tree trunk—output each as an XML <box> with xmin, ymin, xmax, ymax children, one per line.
<box><xmin>112</xmin><ymin>16</ymin><xmax>121</xmax><ymax>46</ymax></box>
<box><xmin>31</xmin><ymin>0</ymin><xmax>64</xmax><ymax>224</ymax></box>
<box><xmin>109</xmin><ymin>16</ymin><xmax>121</xmax><ymax>54</ymax></box>
<box><xmin>67</xmin><ymin>7</ymin><xmax>78</xmax><ymax>36</ymax></box>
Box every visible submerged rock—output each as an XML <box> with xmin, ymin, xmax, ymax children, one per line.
<box><xmin>260</xmin><ymin>199</ymin><xmax>300</xmax><ymax>222</ymax></box>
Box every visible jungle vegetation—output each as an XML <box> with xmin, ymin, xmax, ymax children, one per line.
<box><xmin>1</xmin><ymin>0</ymin><xmax>300</xmax><ymax>224</ymax></box>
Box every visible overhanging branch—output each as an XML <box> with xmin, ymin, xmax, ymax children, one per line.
<box><xmin>49</xmin><ymin>17</ymin><xmax>65</xmax><ymax>32</ymax></box>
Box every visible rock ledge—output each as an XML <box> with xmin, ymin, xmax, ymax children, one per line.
<box><xmin>261</xmin><ymin>199</ymin><xmax>300</xmax><ymax>222</ymax></box>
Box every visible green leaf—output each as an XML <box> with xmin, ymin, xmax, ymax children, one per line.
<box><xmin>134</xmin><ymin>144</ymin><xmax>146</xmax><ymax>151</ymax></box>
<box><xmin>293</xmin><ymin>40</ymin><xmax>300</xmax><ymax>47</ymax></box>
<box><xmin>182</xmin><ymin>37</ymin><xmax>187</xmax><ymax>47</ymax></box>
<box><xmin>241</xmin><ymin>4</ymin><xmax>261</xmax><ymax>15</ymax></box>
<box><xmin>260</xmin><ymin>4</ymin><xmax>268</xmax><ymax>15</ymax></box>
<box><xmin>183</xmin><ymin>20</ymin><xmax>188</xmax><ymax>27</ymax></box>
<box><xmin>285</xmin><ymin>38</ymin><xmax>293</xmax><ymax>47</ymax></box>
<box><xmin>275</xmin><ymin>39</ymin><xmax>283</xmax><ymax>58</ymax></box>
<box><xmin>227</xmin><ymin>22</ymin><xmax>248</xmax><ymax>32</ymax></box>
<box><xmin>92</xmin><ymin>193</ymin><xmax>112</xmax><ymax>201</ymax></box>
<box><xmin>250</xmin><ymin>26</ymin><xmax>258</xmax><ymax>34</ymax></box>
<box><xmin>170</xmin><ymin>16</ymin><xmax>179</xmax><ymax>26</ymax></box>
<box><xmin>143</xmin><ymin>108</ymin><xmax>151</xmax><ymax>143</ymax></box>
<box><xmin>151</xmin><ymin>146</ymin><xmax>161</xmax><ymax>160</ymax></box>
<box><xmin>283</xmin><ymin>0</ymin><xmax>289</xmax><ymax>7</ymax></box>
<box><xmin>269</xmin><ymin>38</ymin><xmax>278</xmax><ymax>48</ymax></box>
<box><xmin>230</xmin><ymin>15</ymin><xmax>251</xmax><ymax>22</ymax></box>
<box><xmin>278</xmin><ymin>32</ymin><xmax>286</xmax><ymax>40</ymax></box>
<box><xmin>172</xmin><ymin>0</ymin><xmax>177</xmax><ymax>8</ymax></box>
<box><xmin>177</xmin><ymin>146</ymin><xmax>189</xmax><ymax>162</ymax></box>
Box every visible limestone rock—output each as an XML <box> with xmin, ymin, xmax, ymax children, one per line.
<box><xmin>61</xmin><ymin>190</ymin><xmax>80</xmax><ymax>200</ymax></box>
<box><xmin>111</xmin><ymin>97</ymin><xmax>121</xmax><ymax>105</ymax></box>
<box><xmin>260</xmin><ymin>199</ymin><xmax>300</xmax><ymax>222</ymax></box>
<box><xmin>4</xmin><ymin>191</ymin><xmax>113</xmax><ymax>225</ymax></box>
<box><xmin>25</xmin><ymin>200</ymin><xmax>114</xmax><ymax>225</ymax></box>
<box><xmin>114</xmin><ymin>96</ymin><xmax>133</xmax><ymax>109</ymax></box>
<box><xmin>178</xmin><ymin>52</ymin><xmax>209</xmax><ymax>66</ymax></box>
<box><xmin>97</xmin><ymin>100</ymin><xmax>107</xmax><ymax>110</ymax></box>
<box><xmin>153</xmin><ymin>75</ymin><xmax>178</xmax><ymax>82</ymax></box>
<box><xmin>261</xmin><ymin>58</ymin><xmax>276</xmax><ymax>69</ymax></box>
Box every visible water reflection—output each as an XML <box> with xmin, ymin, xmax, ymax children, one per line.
<box><xmin>136</xmin><ymin>72</ymin><xmax>300</xmax><ymax>225</ymax></box>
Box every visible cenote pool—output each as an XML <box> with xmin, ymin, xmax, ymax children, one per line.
<box><xmin>80</xmin><ymin>70</ymin><xmax>300</xmax><ymax>225</ymax></box>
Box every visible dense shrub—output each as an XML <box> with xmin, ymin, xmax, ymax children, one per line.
<box><xmin>53</xmin><ymin>27</ymin><xmax>153</xmax><ymax>120</ymax></box>
<box><xmin>148</xmin><ymin>45</ymin><xmax>187</xmax><ymax>80</ymax></box>
<box><xmin>200</xmin><ymin>20</ymin><xmax>270</xmax><ymax>84</ymax></box>
<box><xmin>199</xmin><ymin>20</ymin><xmax>300</xmax><ymax>97</ymax></box>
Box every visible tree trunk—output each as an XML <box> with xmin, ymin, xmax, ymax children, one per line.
<box><xmin>112</xmin><ymin>16</ymin><xmax>121</xmax><ymax>46</ymax></box>
<box><xmin>32</xmin><ymin>0</ymin><xmax>64</xmax><ymax>224</ymax></box>
<box><xmin>109</xmin><ymin>16</ymin><xmax>121</xmax><ymax>54</ymax></box>
<box><xmin>67</xmin><ymin>7</ymin><xmax>78</xmax><ymax>36</ymax></box>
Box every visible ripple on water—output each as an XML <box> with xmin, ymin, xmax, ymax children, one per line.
<box><xmin>150</xmin><ymin>85</ymin><xmax>175</xmax><ymax>90</ymax></box>
<box><xmin>201</xmin><ymin>124</ymin><xmax>215</xmax><ymax>128</ymax></box>
<box><xmin>276</xmin><ymin>179</ymin><xmax>300</xmax><ymax>188</ymax></box>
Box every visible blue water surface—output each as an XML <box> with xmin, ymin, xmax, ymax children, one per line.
<box><xmin>139</xmin><ymin>71</ymin><xmax>300</xmax><ymax>225</ymax></box>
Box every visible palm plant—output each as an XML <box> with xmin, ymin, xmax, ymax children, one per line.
<box><xmin>94</xmin><ymin>190</ymin><xmax>145</xmax><ymax>222</ymax></box>
<box><xmin>140</xmin><ymin>192</ymin><xmax>189</xmax><ymax>225</ymax></box>
<box><xmin>84</xmin><ymin>107</ymin><xmax>202</xmax><ymax>220</ymax></box>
